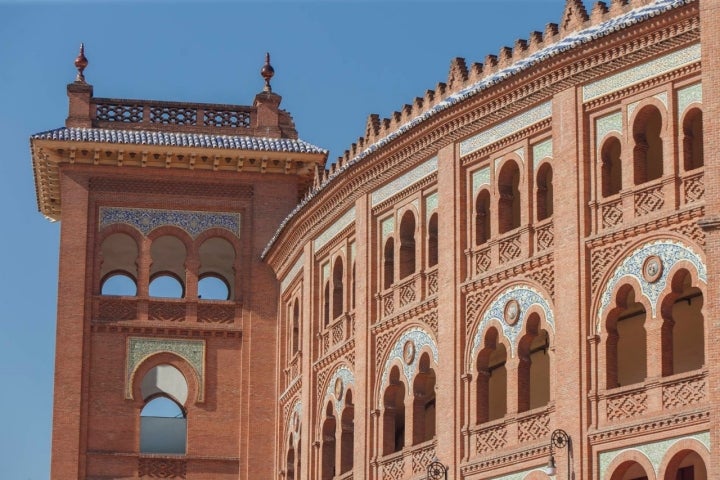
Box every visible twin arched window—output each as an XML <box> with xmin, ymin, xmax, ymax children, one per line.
<box><xmin>320</xmin><ymin>392</ymin><xmax>354</xmax><ymax>479</ymax></box>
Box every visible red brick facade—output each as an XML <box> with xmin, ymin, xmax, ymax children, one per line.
<box><xmin>32</xmin><ymin>1</ymin><xmax>715</xmax><ymax>479</ymax></box>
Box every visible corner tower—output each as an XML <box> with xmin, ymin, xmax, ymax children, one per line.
<box><xmin>31</xmin><ymin>47</ymin><xmax>327</xmax><ymax>479</ymax></box>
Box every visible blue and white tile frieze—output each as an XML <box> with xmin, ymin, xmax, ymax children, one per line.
<box><xmin>425</xmin><ymin>192</ymin><xmax>438</xmax><ymax>220</ymax></box>
<box><xmin>472</xmin><ymin>167</ymin><xmax>491</xmax><ymax>196</ymax></box>
<box><xmin>100</xmin><ymin>207</ymin><xmax>240</xmax><ymax>238</ymax></box>
<box><xmin>677</xmin><ymin>83</ymin><xmax>702</xmax><ymax>118</ymax></box>
<box><xmin>313</xmin><ymin>206</ymin><xmax>356</xmax><ymax>252</ymax></box>
<box><xmin>596</xmin><ymin>112</ymin><xmax>623</xmax><ymax>148</ymax></box>
<box><xmin>379</xmin><ymin>328</ymin><xmax>438</xmax><ymax>407</ymax></box>
<box><xmin>371</xmin><ymin>156</ymin><xmax>438</xmax><ymax>207</ymax></box>
<box><xmin>469</xmin><ymin>285</ymin><xmax>554</xmax><ymax>366</ymax></box>
<box><xmin>532</xmin><ymin>139</ymin><xmax>553</xmax><ymax>171</ymax></box>
<box><xmin>323</xmin><ymin>365</ymin><xmax>355</xmax><ymax>416</ymax></box>
<box><xmin>289</xmin><ymin>399</ymin><xmax>302</xmax><ymax>445</ymax></box>
<box><xmin>381</xmin><ymin>217</ymin><xmax>395</xmax><ymax>239</ymax></box>
<box><xmin>281</xmin><ymin>255</ymin><xmax>304</xmax><ymax>293</ymax></box>
<box><xmin>596</xmin><ymin>240</ymin><xmax>706</xmax><ymax>333</ymax></box>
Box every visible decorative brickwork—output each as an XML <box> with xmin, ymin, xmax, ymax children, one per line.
<box><xmin>138</xmin><ymin>457</ymin><xmax>187</xmax><ymax>478</ymax></box>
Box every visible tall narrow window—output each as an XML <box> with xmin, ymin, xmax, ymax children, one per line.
<box><xmin>382</xmin><ymin>367</ymin><xmax>405</xmax><ymax>455</ymax></box>
<box><xmin>139</xmin><ymin>364</ymin><xmax>188</xmax><ymax>454</ymax></box>
<box><xmin>332</xmin><ymin>257</ymin><xmax>344</xmax><ymax>319</ymax></box>
<box><xmin>536</xmin><ymin>164</ymin><xmax>553</xmax><ymax>221</ymax></box>
<box><xmin>475</xmin><ymin>189</ymin><xmax>491</xmax><ymax>245</ymax></box>
<box><xmin>412</xmin><ymin>353</ymin><xmax>436</xmax><ymax>444</ymax></box>
<box><xmin>498</xmin><ymin>161</ymin><xmax>521</xmax><ymax>233</ymax></box>
<box><xmin>633</xmin><ymin>106</ymin><xmax>664</xmax><ymax>184</ymax></box>
<box><xmin>601</xmin><ymin>137</ymin><xmax>622</xmax><ymax>197</ymax></box>
<box><xmin>340</xmin><ymin>391</ymin><xmax>354</xmax><ymax>474</ymax></box>
<box><xmin>292</xmin><ymin>299</ymin><xmax>300</xmax><ymax>355</ymax></box>
<box><xmin>286</xmin><ymin>438</ymin><xmax>296</xmax><ymax>480</ymax></box>
<box><xmin>150</xmin><ymin>235</ymin><xmax>187</xmax><ymax>298</ymax></box>
<box><xmin>351</xmin><ymin>263</ymin><xmax>356</xmax><ymax>309</ymax></box>
<box><xmin>321</xmin><ymin>403</ymin><xmax>336</xmax><ymax>480</ymax></box>
<box><xmin>323</xmin><ymin>281</ymin><xmax>330</xmax><ymax>326</ymax></box>
<box><xmin>606</xmin><ymin>287</ymin><xmax>647</xmax><ymax>388</ymax></box>
<box><xmin>399</xmin><ymin>211</ymin><xmax>416</xmax><ymax>279</ymax></box>
<box><xmin>427</xmin><ymin>213</ymin><xmax>438</xmax><ymax>268</ymax></box>
<box><xmin>100</xmin><ymin>232</ymin><xmax>139</xmax><ymax>296</ymax></box>
<box><xmin>682</xmin><ymin>108</ymin><xmax>704</xmax><ymax>171</ymax></box>
<box><xmin>662</xmin><ymin>270</ymin><xmax>704</xmax><ymax>376</ymax></box>
<box><xmin>198</xmin><ymin>237</ymin><xmax>235</xmax><ymax>300</ymax></box>
<box><xmin>476</xmin><ymin>328</ymin><xmax>507</xmax><ymax>423</ymax></box>
<box><xmin>517</xmin><ymin>314</ymin><xmax>550</xmax><ymax>412</ymax></box>
<box><xmin>383</xmin><ymin>237</ymin><xmax>395</xmax><ymax>289</ymax></box>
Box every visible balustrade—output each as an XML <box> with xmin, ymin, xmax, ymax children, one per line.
<box><xmin>377</xmin><ymin>270</ymin><xmax>438</xmax><ymax>321</ymax></box>
<box><xmin>93</xmin><ymin>295</ymin><xmax>240</xmax><ymax>326</ymax></box>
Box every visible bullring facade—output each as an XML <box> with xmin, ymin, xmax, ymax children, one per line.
<box><xmin>31</xmin><ymin>0</ymin><xmax>719</xmax><ymax>479</ymax></box>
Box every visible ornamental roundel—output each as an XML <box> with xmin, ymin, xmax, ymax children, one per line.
<box><xmin>504</xmin><ymin>299</ymin><xmax>520</xmax><ymax>326</ymax></box>
<box><xmin>642</xmin><ymin>255</ymin><xmax>663</xmax><ymax>283</ymax></box>
<box><xmin>403</xmin><ymin>340</ymin><xmax>416</xmax><ymax>365</ymax></box>
<box><xmin>334</xmin><ymin>377</ymin><xmax>344</xmax><ymax>401</ymax></box>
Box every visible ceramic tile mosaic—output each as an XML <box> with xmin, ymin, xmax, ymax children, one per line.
<box><xmin>281</xmin><ymin>255</ymin><xmax>304</xmax><ymax>293</ymax></box>
<box><xmin>370</xmin><ymin>156</ymin><xmax>438</xmax><ymax>207</ymax></box>
<box><xmin>487</xmin><ymin>468</ymin><xmax>547</xmax><ymax>480</ymax></box>
<box><xmin>460</xmin><ymin>102</ymin><xmax>552</xmax><ymax>157</ymax></box>
<box><xmin>598</xmin><ymin>431</ymin><xmax>709</xmax><ymax>478</ymax></box>
<box><xmin>126</xmin><ymin>337</ymin><xmax>205</xmax><ymax>400</ymax></box>
<box><xmin>596</xmin><ymin>112</ymin><xmax>623</xmax><ymax>148</ymax></box>
<box><xmin>654</xmin><ymin>91</ymin><xmax>669</xmax><ymax>110</ymax></box>
<box><xmin>322</xmin><ymin>262</ymin><xmax>330</xmax><ymax>284</ymax></box>
<box><xmin>583</xmin><ymin>43</ymin><xmax>700</xmax><ymax>102</ymax></box>
<box><xmin>515</xmin><ymin>147</ymin><xmax>526</xmax><ymax>165</ymax></box>
<box><xmin>313</xmin><ymin>206</ymin><xmax>356</xmax><ymax>252</ymax></box>
<box><xmin>469</xmin><ymin>285</ymin><xmax>555</xmax><ymax>365</ymax></box>
<box><xmin>472</xmin><ymin>167</ymin><xmax>491</xmax><ymax>196</ymax></box>
<box><xmin>677</xmin><ymin>83</ymin><xmax>702</xmax><ymax>117</ymax></box>
<box><xmin>379</xmin><ymin>327</ymin><xmax>439</xmax><ymax>407</ymax></box>
<box><xmin>532</xmin><ymin>139</ymin><xmax>553</xmax><ymax>171</ymax></box>
<box><xmin>425</xmin><ymin>192</ymin><xmax>438</xmax><ymax>219</ymax></box>
<box><xmin>323</xmin><ymin>365</ymin><xmax>355</xmax><ymax>416</ymax></box>
<box><xmin>263</xmin><ymin>0</ymin><xmax>693</xmax><ymax>259</ymax></box>
<box><xmin>100</xmin><ymin>207</ymin><xmax>240</xmax><ymax>238</ymax></box>
<box><xmin>382</xmin><ymin>217</ymin><xmax>395</xmax><ymax>239</ymax></box>
<box><xmin>350</xmin><ymin>242</ymin><xmax>356</xmax><ymax>265</ymax></box>
<box><xmin>596</xmin><ymin>240</ymin><xmax>707</xmax><ymax>332</ymax></box>
<box><xmin>290</xmin><ymin>400</ymin><xmax>302</xmax><ymax>445</ymax></box>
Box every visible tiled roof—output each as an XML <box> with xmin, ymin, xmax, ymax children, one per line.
<box><xmin>31</xmin><ymin>127</ymin><xmax>327</xmax><ymax>155</ymax></box>
<box><xmin>261</xmin><ymin>0</ymin><xmax>695</xmax><ymax>258</ymax></box>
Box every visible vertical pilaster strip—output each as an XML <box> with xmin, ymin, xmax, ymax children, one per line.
<box><xmin>300</xmin><ymin>241</ymin><xmax>313</xmax><ymax>480</ymax></box>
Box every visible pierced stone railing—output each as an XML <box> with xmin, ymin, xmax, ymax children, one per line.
<box><xmin>377</xmin><ymin>270</ymin><xmax>437</xmax><ymax>321</ymax></box>
<box><xmin>285</xmin><ymin>353</ymin><xmax>301</xmax><ymax>389</ymax></box>
<box><xmin>319</xmin><ymin>312</ymin><xmax>354</xmax><ymax>357</ymax></box>
<box><xmin>92</xmin><ymin>295</ymin><xmax>240</xmax><ymax>326</ymax></box>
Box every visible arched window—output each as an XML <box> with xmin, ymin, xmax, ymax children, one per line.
<box><xmin>332</xmin><ymin>257</ymin><xmax>344</xmax><ymax>319</ymax></box>
<box><xmin>351</xmin><ymin>263</ymin><xmax>356</xmax><ymax>310</ymax></box>
<box><xmin>292</xmin><ymin>299</ymin><xmax>300</xmax><ymax>355</ymax></box>
<box><xmin>682</xmin><ymin>108</ymin><xmax>703</xmax><ymax>171</ymax></box>
<box><xmin>412</xmin><ymin>353</ymin><xmax>436</xmax><ymax>444</ymax></box>
<box><xmin>150</xmin><ymin>235</ymin><xmax>187</xmax><ymax>298</ymax></box>
<box><xmin>399</xmin><ymin>211</ymin><xmax>416</xmax><ymax>279</ymax></box>
<box><xmin>664</xmin><ymin>449</ymin><xmax>708</xmax><ymax>480</ymax></box>
<box><xmin>476</xmin><ymin>327</ymin><xmax>507</xmax><ymax>424</ymax></box>
<box><xmin>323</xmin><ymin>281</ymin><xmax>330</xmax><ymax>327</ymax></box>
<box><xmin>662</xmin><ymin>270</ymin><xmax>704</xmax><ymax>376</ymax></box>
<box><xmin>601</xmin><ymin>137</ymin><xmax>622</xmax><ymax>197</ymax></box>
<box><xmin>633</xmin><ymin>105</ymin><xmax>664</xmax><ymax>184</ymax></box>
<box><xmin>321</xmin><ymin>403</ymin><xmax>336</xmax><ymax>480</ymax></box>
<box><xmin>498</xmin><ymin>161</ymin><xmax>521</xmax><ymax>234</ymax></box>
<box><xmin>340</xmin><ymin>391</ymin><xmax>354</xmax><ymax>474</ymax></box>
<box><xmin>139</xmin><ymin>364</ymin><xmax>188</xmax><ymax>454</ymax></box>
<box><xmin>383</xmin><ymin>237</ymin><xmax>395</xmax><ymax>289</ymax></box>
<box><xmin>475</xmin><ymin>189</ymin><xmax>491</xmax><ymax>245</ymax></box>
<box><xmin>517</xmin><ymin>314</ymin><xmax>550</xmax><ymax>412</ymax></box>
<box><xmin>149</xmin><ymin>273</ymin><xmax>185</xmax><ymax>298</ymax></box>
<box><xmin>100</xmin><ymin>232</ymin><xmax>139</xmax><ymax>295</ymax></box>
<box><xmin>608</xmin><ymin>461</ymin><xmax>651</xmax><ymax>480</ymax></box>
<box><xmin>427</xmin><ymin>213</ymin><xmax>438</xmax><ymax>268</ymax></box>
<box><xmin>286</xmin><ymin>438</ymin><xmax>296</xmax><ymax>480</ymax></box>
<box><xmin>536</xmin><ymin>164</ymin><xmax>553</xmax><ymax>221</ymax></box>
<box><xmin>382</xmin><ymin>366</ymin><xmax>405</xmax><ymax>455</ymax></box>
<box><xmin>198</xmin><ymin>237</ymin><xmax>235</xmax><ymax>300</ymax></box>
<box><xmin>606</xmin><ymin>287</ymin><xmax>647</xmax><ymax>388</ymax></box>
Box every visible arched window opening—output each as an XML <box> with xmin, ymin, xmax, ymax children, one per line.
<box><xmin>323</xmin><ymin>281</ymin><xmax>330</xmax><ymax>327</ymax></box>
<box><xmin>198</xmin><ymin>237</ymin><xmax>235</xmax><ymax>300</ymax></box>
<box><xmin>340</xmin><ymin>391</ymin><xmax>354</xmax><ymax>474</ymax></box>
<box><xmin>475</xmin><ymin>189</ymin><xmax>491</xmax><ymax>246</ymax></box>
<box><xmin>351</xmin><ymin>263</ymin><xmax>356</xmax><ymax>310</ymax></box>
<box><xmin>683</xmin><ymin>108</ymin><xmax>704</xmax><ymax>171</ymax></box>
<box><xmin>399</xmin><ymin>211</ymin><xmax>416</xmax><ymax>279</ymax></box>
<box><xmin>428</xmin><ymin>213</ymin><xmax>438</xmax><ymax>268</ymax></box>
<box><xmin>286</xmin><ymin>439</ymin><xmax>296</xmax><ymax>480</ymax></box>
<box><xmin>476</xmin><ymin>328</ymin><xmax>507</xmax><ymax>424</ymax></box>
<box><xmin>536</xmin><ymin>164</ymin><xmax>554</xmax><ymax>221</ymax></box>
<box><xmin>149</xmin><ymin>273</ymin><xmax>184</xmax><ymax>299</ymax></box>
<box><xmin>198</xmin><ymin>274</ymin><xmax>230</xmax><ymax>300</ymax></box>
<box><xmin>517</xmin><ymin>314</ymin><xmax>550</xmax><ymax>412</ymax></box>
<box><xmin>150</xmin><ymin>235</ymin><xmax>187</xmax><ymax>297</ymax></box>
<box><xmin>664</xmin><ymin>450</ymin><xmax>707</xmax><ymax>480</ymax></box>
<box><xmin>609</xmin><ymin>461</ymin><xmax>651</xmax><ymax>480</ymax></box>
<box><xmin>321</xmin><ymin>403</ymin><xmax>336</xmax><ymax>480</ymax></box>
<box><xmin>100</xmin><ymin>233</ymin><xmax>139</xmax><ymax>293</ymax></box>
<box><xmin>498</xmin><ymin>161</ymin><xmax>521</xmax><ymax>234</ymax></box>
<box><xmin>383</xmin><ymin>237</ymin><xmax>395</xmax><ymax>290</ymax></box>
<box><xmin>382</xmin><ymin>367</ymin><xmax>405</xmax><ymax>455</ymax></box>
<box><xmin>633</xmin><ymin>106</ymin><xmax>664</xmax><ymax>184</ymax></box>
<box><xmin>663</xmin><ymin>271</ymin><xmax>704</xmax><ymax>376</ymax></box>
<box><xmin>601</xmin><ymin>137</ymin><xmax>623</xmax><ymax>197</ymax></box>
<box><xmin>606</xmin><ymin>287</ymin><xmax>647</xmax><ymax>388</ymax></box>
<box><xmin>292</xmin><ymin>299</ymin><xmax>300</xmax><ymax>355</ymax></box>
<box><xmin>139</xmin><ymin>364</ymin><xmax>188</xmax><ymax>455</ymax></box>
<box><xmin>412</xmin><ymin>353</ymin><xmax>436</xmax><ymax>445</ymax></box>
<box><xmin>332</xmin><ymin>257</ymin><xmax>344</xmax><ymax>319</ymax></box>
<box><xmin>101</xmin><ymin>272</ymin><xmax>137</xmax><ymax>296</ymax></box>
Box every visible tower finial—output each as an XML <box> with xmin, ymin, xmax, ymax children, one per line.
<box><xmin>74</xmin><ymin>43</ymin><xmax>89</xmax><ymax>83</ymax></box>
<box><xmin>261</xmin><ymin>52</ymin><xmax>275</xmax><ymax>93</ymax></box>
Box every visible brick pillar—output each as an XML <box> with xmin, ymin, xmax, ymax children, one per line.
<box><xmin>66</xmin><ymin>81</ymin><xmax>93</xmax><ymax>128</ymax></box>
<box><xmin>254</xmin><ymin>91</ymin><xmax>282</xmax><ymax>138</ymax></box>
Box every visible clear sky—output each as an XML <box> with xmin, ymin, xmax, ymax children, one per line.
<box><xmin>1</xmin><ymin>0</ymin><xmax>577</xmax><ymax>477</ymax></box>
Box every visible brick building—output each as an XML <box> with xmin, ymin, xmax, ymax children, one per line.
<box><xmin>30</xmin><ymin>0</ymin><xmax>717</xmax><ymax>479</ymax></box>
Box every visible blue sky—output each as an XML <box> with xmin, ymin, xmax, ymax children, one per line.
<box><xmin>0</xmin><ymin>1</ymin><xmax>576</xmax><ymax>477</ymax></box>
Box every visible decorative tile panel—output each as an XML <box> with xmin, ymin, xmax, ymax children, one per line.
<box><xmin>654</xmin><ymin>92</ymin><xmax>669</xmax><ymax>110</ymax></box>
<box><xmin>425</xmin><ymin>193</ymin><xmax>438</xmax><ymax>219</ymax></box>
<box><xmin>313</xmin><ymin>206</ymin><xmax>355</xmax><ymax>251</ymax></box>
<box><xmin>677</xmin><ymin>83</ymin><xmax>702</xmax><ymax>117</ymax></box>
<box><xmin>532</xmin><ymin>139</ymin><xmax>553</xmax><ymax>171</ymax></box>
<box><xmin>596</xmin><ymin>240</ymin><xmax>706</xmax><ymax>332</ymax></box>
<box><xmin>583</xmin><ymin>43</ymin><xmax>701</xmax><ymax>101</ymax></box>
<box><xmin>460</xmin><ymin>102</ymin><xmax>552</xmax><ymax>157</ymax></box>
<box><xmin>382</xmin><ymin>217</ymin><xmax>395</xmax><ymax>239</ymax></box>
<box><xmin>322</xmin><ymin>366</ymin><xmax>355</xmax><ymax>416</ymax></box>
<box><xmin>514</xmin><ymin>147</ymin><xmax>526</xmax><ymax>165</ymax></box>
<box><xmin>371</xmin><ymin>156</ymin><xmax>437</xmax><ymax>206</ymax></box>
<box><xmin>470</xmin><ymin>285</ymin><xmax>554</xmax><ymax>364</ymax></box>
<box><xmin>472</xmin><ymin>167</ymin><xmax>491</xmax><ymax>196</ymax></box>
<box><xmin>598</xmin><ymin>431</ymin><xmax>710</xmax><ymax>478</ymax></box>
<box><xmin>322</xmin><ymin>262</ymin><xmax>330</xmax><ymax>284</ymax></box>
<box><xmin>379</xmin><ymin>328</ymin><xmax>438</xmax><ymax>407</ymax></box>
<box><xmin>100</xmin><ymin>207</ymin><xmax>240</xmax><ymax>238</ymax></box>
<box><xmin>596</xmin><ymin>112</ymin><xmax>622</xmax><ymax>148</ymax></box>
<box><xmin>126</xmin><ymin>337</ymin><xmax>205</xmax><ymax>401</ymax></box>
<box><xmin>281</xmin><ymin>256</ymin><xmax>304</xmax><ymax>293</ymax></box>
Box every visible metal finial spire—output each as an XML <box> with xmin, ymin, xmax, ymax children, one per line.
<box><xmin>260</xmin><ymin>52</ymin><xmax>275</xmax><ymax>93</ymax></box>
<box><xmin>74</xmin><ymin>43</ymin><xmax>88</xmax><ymax>83</ymax></box>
